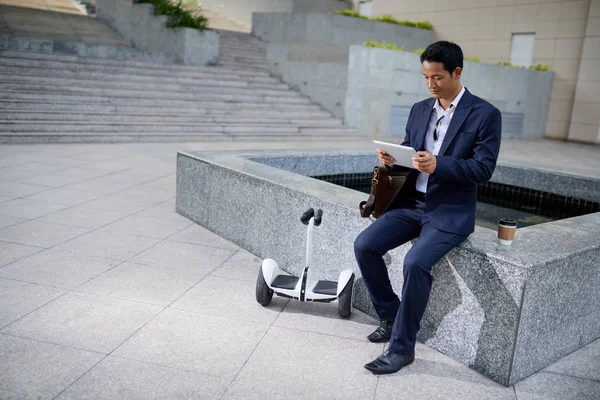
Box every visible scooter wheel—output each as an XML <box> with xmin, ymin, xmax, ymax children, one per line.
<box><xmin>337</xmin><ymin>274</ymin><xmax>354</xmax><ymax>318</ymax></box>
<box><xmin>256</xmin><ymin>264</ymin><xmax>273</xmax><ymax>306</ymax></box>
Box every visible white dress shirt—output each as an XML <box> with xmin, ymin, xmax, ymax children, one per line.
<box><xmin>415</xmin><ymin>86</ymin><xmax>466</xmax><ymax>193</ymax></box>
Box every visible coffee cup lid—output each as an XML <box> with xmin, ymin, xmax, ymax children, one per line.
<box><xmin>499</xmin><ymin>218</ymin><xmax>517</xmax><ymax>227</ymax></box>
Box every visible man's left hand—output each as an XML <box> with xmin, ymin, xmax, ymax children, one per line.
<box><xmin>412</xmin><ymin>151</ymin><xmax>437</xmax><ymax>174</ymax></box>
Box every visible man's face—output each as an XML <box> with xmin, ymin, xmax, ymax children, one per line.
<box><xmin>421</xmin><ymin>61</ymin><xmax>461</xmax><ymax>100</ymax></box>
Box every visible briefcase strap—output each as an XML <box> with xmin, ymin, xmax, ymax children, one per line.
<box><xmin>359</xmin><ymin>168</ymin><xmax>380</xmax><ymax>217</ymax></box>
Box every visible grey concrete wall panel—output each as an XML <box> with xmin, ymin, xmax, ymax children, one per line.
<box><xmin>96</xmin><ymin>0</ymin><xmax>219</xmax><ymax>66</ymax></box>
<box><xmin>252</xmin><ymin>13</ymin><xmax>433</xmax><ymax>50</ymax></box>
<box><xmin>271</xmin><ymin>44</ymin><xmax>554</xmax><ymax>138</ymax></box>
<box><xmin>292</xmin><ymin>0</ymin><xmax>349</xmax><ymax>14</ymax></box>
<box><xmin>176</xmin><ymin>151</ymin><xmax>600</xmax><ymax>386</ymax></box>
<box><xmin>266</xmin><ymin>43</ymin><xmax>349</xmax><ymax>119</ymax></box>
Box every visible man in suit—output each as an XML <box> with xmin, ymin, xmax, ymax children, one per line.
<box><xmin>354</xmin><ymin>41</ymin><xmax>502</xmax><ymax>375</ymax></box>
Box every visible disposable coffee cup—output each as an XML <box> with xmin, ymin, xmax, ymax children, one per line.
<box><xmin>498</xmin><ymin>218</ymin><xmax>517</xmax><ymax>245</ymax></box>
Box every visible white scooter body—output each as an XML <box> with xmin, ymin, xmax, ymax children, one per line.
<box><xmin>257</xmin><ymin>208</ymin><xmax>355</xmax><ymax>317</ymax></box>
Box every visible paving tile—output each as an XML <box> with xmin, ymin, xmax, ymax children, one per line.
<box><xmin>112</xmin><ymin>308</ymin><xmax>269</xmax><ymax>380</ymax></box>
<box><xmin>210</xmin><ymin>248</ymin><xmax>263</xmax><ymax>283</ymax></box>
<box><xmin>100</xmin><ymin>215</ymin><xmax>192</xmax><ymax>239</ymax></box>
<box><xmin>24</xmin><ymin>187</ymin><xmax>102</xmax><ymax>206</ymax></box>
<box><xmin>274</xmin><ymin>300</ymin><xmax>378</xmax><ymax>342</ymax></box>
<box><xmin>0</xmin><ymin>181</ymin><xmax>50</xmax><ymax>198</ymax></box>
<box><xmin>18</xmin><ymin>167</ymin><xmax>112</xmax><ymax>188</ymax></box>
<box><xmin>543</xmin><ymin>339</ymin><xmax>600</xmax><ymax>381</ymax></box>
<box><xmin>64</xmin><ymin>179</ymin><xmax>133</xmax><ymax>197</ymax></box>
<box><xmin>375</xmin><ymin>373</ymin><xmax>516</xmax><ymax>400</ymax></box>
<box><xmin>0</xmin><ymin>278</ymin><xmax>65</xmax><ymax>329</ymax></box>
<box><xmin>0</xmin><ymin>220</ymin><xmax>89</xmax><ymax>248</ymax></box>
<box><xmin>0</xmin><ymin>198</ymin><xmax>70</xmax><ymax>219</ymax></box>
<box><xmin>514</xmin><ymin>371</ymin><xmax>600</xmax><ymax>400</ymax></box>
<box><xmin>0</xmin><ymin>249</ymin><xmax>119</xmax><ymax>290</ymax></box>
<box><xmin>54</xmin><ymin>230</ymin><xmax>160</xmax><ymax>261</ymax></box>
<box><xmin>169</xmin><ymin>224</ymin><xmax>240</xmax><ymax>250</ymax></box>
<box><xmin>374</xmin><ymin>343</ymin><xmax>517</xmax><ymax>400</ymax></box>
<box><xmin>230</xmin><ymin>326</ymin><xmax>380</xmax><ymax>400</ymax></box>
<box><xmin>0</xmin><ymin>215</ymin><xmax>26</xmax><ymax>230</ymax></box>
<box><xmin>222</xmin><ymin>382</ymin><xmax>317</xmax><ymax>400</ymax></box>
<box><xmin>0</xmin><ymin>162</ymin><xmax>67</xmax><ymax>182</ymax></box>
<box><xmin>56</xmin><ymin>356</ymin><xmax>228</xmax><ymax>400</ymax></box>
<box><xmin>0</xmin><ymin>241</ymin><xmax>41</xmax><ymax>267</ymax></box>
<box><xmin>0</xmin><ymin>334</ymin><xmax>104</xmax><ymax>400</ymax></box>
<box><xmin>2</xmin><ymin>292</ymin><xmax>162</xmax><ymax>354</ymax></box>
<box><xmin>36</xmin><ymin>205</ymin><xmax>129</xmax><ymax>229</ymax></box>
<box><xmin>171</xmin><ymin>275</ymin><xmax>287</xmax><ymax>325</ymax></box>
<box><xmin>81</xmin><ymin>194</ymin><xmax>163</xmax><ymax>214</ymax></box>
<box><xmin>137</xmin><ymin>199</ymin><xmax>188</xmax><ymax>222</ymax></box>
<box><xmin>130</xmin><ymin>240</ymin><xmax>235</xmax><ymax>274</ymax></box>
<box><xmin>77</xmin><ymin>262</ymin><xmax>203</xmax><ymax>307</ymax></box>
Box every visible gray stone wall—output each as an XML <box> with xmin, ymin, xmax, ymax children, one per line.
<box><xmin>266</xmin><ymin>44</ymin><xmax>349</xmax><ymax>119</ymax></box>
<box><xmin>267</xmin><ymin>43</ymin><xmax>554</xmax><ymax>139</ymax></box>
<box><xmin>96</xmin><ymin>0</ymin><xmax>219</xmax><ymax>66</ymax></box>
<box><xmin>347</xmin><ymin>45</ymin><xmax>554</xmax><ymax>139</ymax></box>
<box><xmin>252</xmin><ymin>13</ymin><xmax>433</xmax><ymax>50</ymax></box>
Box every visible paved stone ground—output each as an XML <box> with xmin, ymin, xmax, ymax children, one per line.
<box><xmin>0</xmin><ymin>140</ymin><xmax>599</xmax><ymax>400</ymax></box>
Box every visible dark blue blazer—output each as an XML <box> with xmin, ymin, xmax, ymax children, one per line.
<box><xmin>389</xmin><ymin>88</ymin><xmax>502</xmax><ymax>235</ymax></box>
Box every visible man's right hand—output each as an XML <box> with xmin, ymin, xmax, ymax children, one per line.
<box><xmin>377</xmin><ymin>148</ymin><xmax>396</xmax><ymax>166</ymax></box>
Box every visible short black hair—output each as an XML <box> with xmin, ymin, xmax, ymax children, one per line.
<box><xmin>420</xmin><ymin>41</ymin><xmax>463</xmax><ymax>75</ymax></box>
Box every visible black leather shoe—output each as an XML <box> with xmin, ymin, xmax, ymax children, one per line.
<box><xmin>367</xmin><ymin>319</ymin><xmax>394</xmax><ymax>343</ymax></box>
<box><xmin>364</xmin><ymin>350</ymin><xmax>415</xmax><ymax>375</ymax></box>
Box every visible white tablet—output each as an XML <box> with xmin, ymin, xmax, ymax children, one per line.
<box><xmin>373</xmin><ymin>140</ymin><xmax>418</xmax><ymax>169</ymax></box>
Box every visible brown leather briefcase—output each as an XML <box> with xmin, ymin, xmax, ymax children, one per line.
<box><xmin>359</xmin><ymin>166</ymin><xmax>409</xmax><ymax>218</ymax></box>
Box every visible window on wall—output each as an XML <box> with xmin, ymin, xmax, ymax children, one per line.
<box><xmin>510</xmin><ymin>33</ymin><xmax>536</xmax><ymax>67</ymax></box>
<box><xmin>359</xmin><ymin>1</ymin><xmax>373</xmax><ymax>17</ymax></box>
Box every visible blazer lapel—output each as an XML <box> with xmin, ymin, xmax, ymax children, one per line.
<box><xmin>415</xmin><ymin>99</ymin><xmax>434</xmax><ymax>150</ymax></box>
<box><xmin>438</xmin><ymin>89</ymin><xmax>474</xmax><ymax>156</ymax></box>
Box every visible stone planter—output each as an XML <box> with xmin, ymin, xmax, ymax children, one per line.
<box><xmin>252</xmin><ymin>12</ymin><xmax>433</xmax><ymax>50</ymax></box>
<box><xmin>96</xmin><ymin>0</ymin><xmax>219</xmax><ymax>66</ymax></box>
<box><xmin>267</xmin><ymin>44</ymin><xmax>554</xmax><ymax>139</ymax></box>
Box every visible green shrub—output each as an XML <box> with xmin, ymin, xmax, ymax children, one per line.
<box><xmin>363</xmin><ymin>41</ymin><xmax>404</xmax><ymax>51</ymax></box>
<box><xmin>135</xmin><ymin>0</ymin><xmax>209</xmax><ymax>31</ymax></box>
<box><xmin>335</xmin><ymin>9</ymin><xmax>368</xmax><ymax>19</ymax></box>
<box><xmin>335</xmin><ymin>10</ymin><xmax>433</xmax><ymax>30</ymax></box>
<box><xmin>529</xmin><ymin>64</ymin><xmax>551</xmax><ymax>71</ymax></box>
<box><xmin>408</xmin><ymin>48</ymin><xmax>425</xmax><ymax>55</ymax></box>
<box><xmin>415</xmin><ymin>21</ymin><xmax>433</xmax><ymax>30</ymax></box>
<box><xmin>496</xmin><ymin>60</ymin><xmax>526</xmax><ymax>68</ymax></box>
<box><xmin>464</xmin><ymin>57</ymin><xmax>481</xmax><ymax>62</ymax></box>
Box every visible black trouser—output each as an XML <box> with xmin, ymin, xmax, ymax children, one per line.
<box><xmin>354</xmin><ymin>196</ymin><xmax>467</xmax><ymax>355</ymax></box>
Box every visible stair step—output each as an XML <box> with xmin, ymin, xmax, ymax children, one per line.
<box><xmin>0</xmin><ymin>61</ymin><xmax>279</xmax><ymax>86</ymax></box>
<box><xmin>0</xmin><ymin>78</ymin><xmax>295</xmax><ymax>97</ymax></box>
<box><xmin>0</xmin><ymin>100</ymin><xmax>333</xmax><ymax>117</ymax></box>
<box><xmin>0</xmin><ymin>85</ymin><xmax>310</xmax><ymax>104</ymax></box>
<box><xmin>0</xmin><ymin>57</ymin><xmax>276</xmax><ymax>82</ymax></box>
<box><xmin>1</xmin><ymin>112</ymin><xmax>343</xmax><ymax>126</ymax></box>
<box><xmin>0</xmin><ymin>51</ymin><xmax>273</xmax><ymax>78</ymax></box>
<box><xmin>0</xmin><ymin>131</ymin><xmax>362</xmax><ymax>144</ymax></box>
<box><xmin>0</xmin><ymin>121</ymin><xmax>354</xmax><ymax>133</ymax></box>
<box><xmin>0</xmin><ymin>69</ymin><xmax>288</xmax><ymax>90</ymax></box>
<box><xmin>0</xmin><ymin>99</ymin><xmax>327</xmax><ymax>115</ymax></box>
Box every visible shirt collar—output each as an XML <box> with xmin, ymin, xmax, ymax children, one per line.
<box><xmin>433</xmin><ymin>86</ymin><xmax>465</xmax><ymax>114</ymax></box>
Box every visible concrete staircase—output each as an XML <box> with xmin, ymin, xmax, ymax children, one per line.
<box><xmin>0</xmin><ymin>7</ymin><xmax>359</xmax><ymax>143</ymax></box>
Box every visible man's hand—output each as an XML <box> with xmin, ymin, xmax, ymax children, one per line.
<box><xmin>412</xmin><ymin>151</ymin><xmax>437</xmax><ymax>174</ymax></box>
<box><xmin>377</xmin><ymin>148</ymin><xmax>396</xmax><ymax>165</ymax></box>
